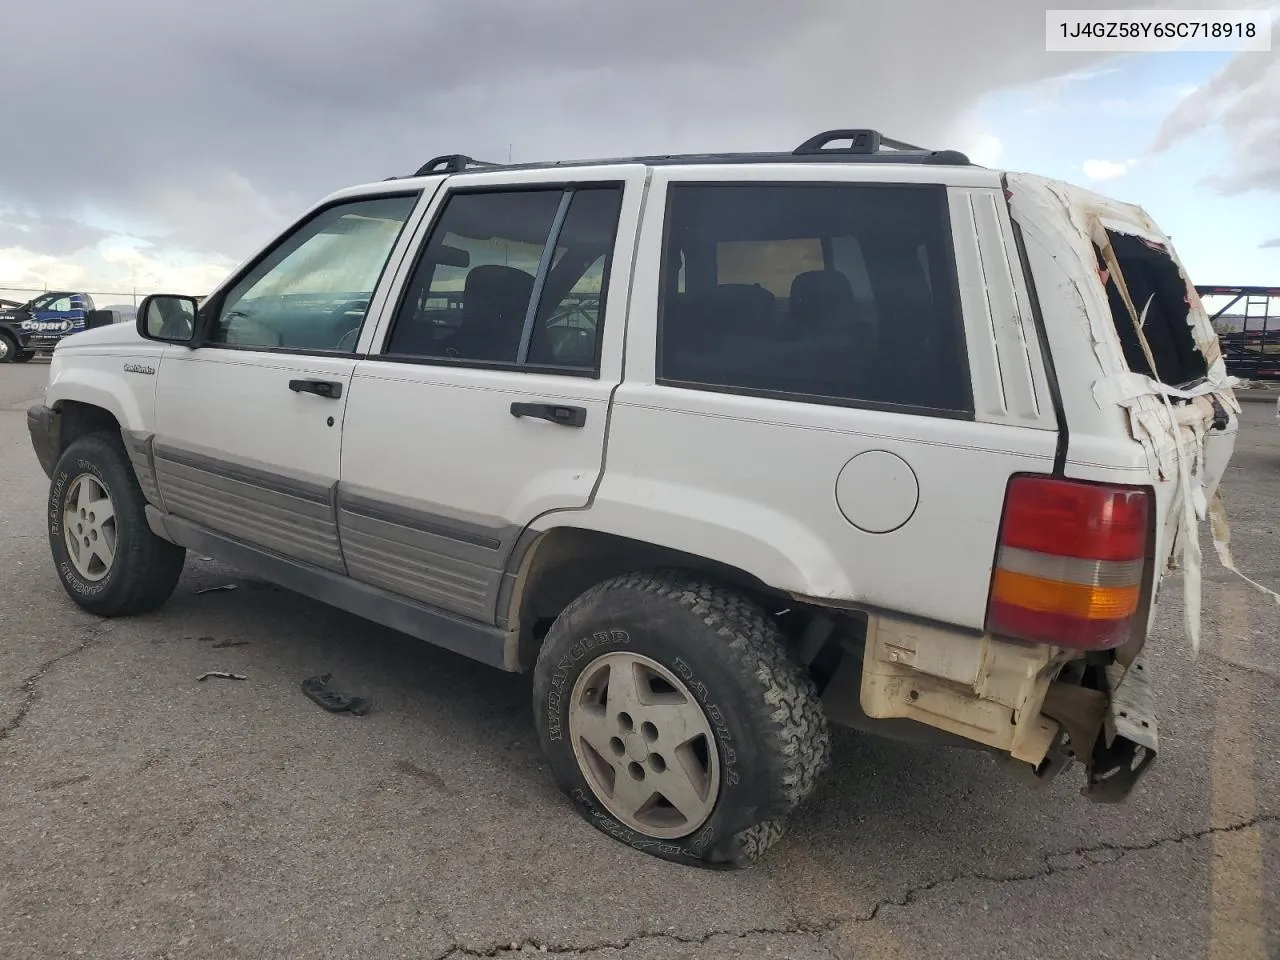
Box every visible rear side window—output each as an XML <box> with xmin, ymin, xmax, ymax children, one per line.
<box><xmin>657</xmin><ymin>183</ymin><xmax>971</xmax><ymax>414</ymax></box>
<box><xmin>1094</xmin><ymin>232</ymin><xmax>1207</xmax><ymax>387</ymax></box>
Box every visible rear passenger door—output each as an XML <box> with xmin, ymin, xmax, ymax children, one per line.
<box><xmin>338</xmin><ymin>165</ymin><xmax>645</xmax><ymax>624</ymax></box>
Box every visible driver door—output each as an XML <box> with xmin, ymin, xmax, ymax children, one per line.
<box><xmin>150</xmin><ymin>189</ymin><xmax>426</xmax><ymax>572</ymax></box>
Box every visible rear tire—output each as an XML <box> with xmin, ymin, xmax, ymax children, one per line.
<box><xmin>532</xmin><ymin>570</ymin><xmax>831</xmax><ymax>868</ymax></box>
<box><xmin>48</xmin><ymin>432</ymin><xmax>186</xmax><ymax>616</ymax></box>
<box><xmin>0</xmin><ymin>332</ymin><xmax>16</xmax><ymax>363</ymax></box>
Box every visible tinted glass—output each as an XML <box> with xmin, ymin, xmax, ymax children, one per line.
<box><xmin>386</xmin><ymin>190</ymin><xmax>561</xmax><ymax>363</ymax></box>
<box><xmin>658</xmin><ymin>183</ymin><xmax>970</xmax><ymax>413</ymax></box>
<box><xmin>387</xmin><ymin>186</ymin><xmax>624</xmax><ymax>370</ymax></box>
<box><xmin>526</xmin><ymin>188</ymin><xmax>624</xmax><ymax>368</ymax></box>
<box><xmin>211</xmin><ymin>194</ymin><xmax>418</xmax><ymax>351</ymax></box>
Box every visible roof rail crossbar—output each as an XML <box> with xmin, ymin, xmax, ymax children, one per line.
<box><xmin>792</xmin><ymin>128</ymin><xmax>971</xmax><ymax>165</ymax></box>
<box><xmin>411</xmin><ymin>154</ymin><xmax>500</xmax><ymax>177</ymax></box>
<box><xmin>793</xmin><ymin>129</ymin><xmax>926</xmax><ymax>155</ymax></box>
<box><xmin>878</xmin><ymin>135</ymin><xmax>927</xmax><ymax>152</ymax></box>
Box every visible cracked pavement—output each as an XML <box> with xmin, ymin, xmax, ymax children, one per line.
<box><xmin>1</xmin><ymin>363</ymin><xmax>1277</xmax><ymax>959</ymax></box>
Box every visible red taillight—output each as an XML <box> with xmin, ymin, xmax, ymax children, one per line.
<box><xmin>986</xmin><ymin>476</ymin><xmax>1151</xmax><ymax>651</ymax></box>
<box><xmin>998</xmin><ymin>476</ymin><xmax>1148</xmax><ymax>561</ymax></box>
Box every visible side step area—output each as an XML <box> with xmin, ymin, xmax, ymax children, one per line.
<box><xmin>147</xmin><ymin>507</ymin><xmax>517</xmax><ymax>671</ymax></box>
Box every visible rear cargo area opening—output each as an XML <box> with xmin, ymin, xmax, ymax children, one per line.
<box><xmin>1093</xmin><ymin>231</ymin><xmax>1208</xmax><ymax>387</ymax></box>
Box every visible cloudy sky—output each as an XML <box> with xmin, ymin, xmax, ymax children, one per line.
<box><xmin>1</xmin><ymin>0</ymin><xmax>1277</xmax><ymax>301</ymax></box>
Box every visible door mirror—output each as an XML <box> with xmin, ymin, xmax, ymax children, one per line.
<box><xmin>137</xmin><ymin>294</ymin><xmax>199</xmax><ymax>343</ymax></box>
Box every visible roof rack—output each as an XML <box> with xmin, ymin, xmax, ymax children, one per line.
<box><xmin>388</xmin><ymin>129</ymin><xmax>972</xmax><ymax>180</ymax></box>
<box><xmin>792</xmin><ymin>129</ymin><xmax>969</xmax><ymax>164</ymax></box>
<box><xmin>412</xmin><ymin>154</ymin><xmax>500</xmax><ymax>176</ymax></box>
<box><xmin>383</xmin><ymin>154</ymin><xmax>501</xmax><ymax>180</ymax></box>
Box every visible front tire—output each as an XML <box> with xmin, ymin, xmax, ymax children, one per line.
<box><xmin>532</xmin><ymin>570</ymin><xmax>831</xmax><ymax>868</ymax></box>
<box><xmin>48</xmin><ymin>433</ymin><xmax>187</xmax><ymax>616</ymax></box>
<box><xmin>0</xmin><ymin>332</ymin><xmax>16</xmax><ymax>363</ymax></box>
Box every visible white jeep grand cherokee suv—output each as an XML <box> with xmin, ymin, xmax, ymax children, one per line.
<box><xmin>27</xmin><ymin>129</ymin><xmax>1239</xmax><ymax>867</ymax></box>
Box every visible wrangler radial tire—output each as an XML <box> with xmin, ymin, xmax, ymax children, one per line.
<box><xmin>532</xmin><ymin>569</ymin><xmax>831</xmax><ymax>868</ymax></box>
<box><xmin>47</xmin><ymin>432</ymin><xmax>187</xmax><ymax>617</ymax></box>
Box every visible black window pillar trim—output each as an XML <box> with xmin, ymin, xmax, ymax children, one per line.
<box><xmin>517</xmin><ymin>189</ymin><xmax>576</xmax><ymax>365</ymax></box>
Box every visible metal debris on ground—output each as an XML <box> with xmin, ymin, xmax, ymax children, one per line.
<box><xmin>195</xmin><ymin>583</ymin><xmax>239</xmax><ymax>595</ymax></box>
<box><xmin>301</xmin><ymin>674</ymin><xmax>371</xmax><ymax>716</ymax></box>
<box><xmin>196</xmin><ymin>671</ymin><xmax>247</xmax><ymax>682</ymax></box>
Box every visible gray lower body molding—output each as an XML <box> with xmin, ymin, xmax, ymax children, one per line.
<box><xmin>149</xmin><ymin>507</ymin><xmax>516</xmax><ymax>671</ymax></box>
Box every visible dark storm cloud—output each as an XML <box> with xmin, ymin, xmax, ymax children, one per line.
<box><xmin>1</xmin><ymin>0</ymin><xmax>1229</xmax><ymax>266</ymax></box>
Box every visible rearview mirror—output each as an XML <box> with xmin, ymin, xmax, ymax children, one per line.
<box><xmin>137</xmin><ymin>294</ymin><xmax>199</xmax><ymax>344</ymax></box>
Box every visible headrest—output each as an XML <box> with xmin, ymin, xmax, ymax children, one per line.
<box><xmin>704</xmin><ymin>283</ymin><xmax>776</xmax><ymax>333</ymax></box>
<box><xmin>464</xmin><ymin>264</ymin><xmax>535</xmax><ymax>302</ymax></box>
<box><xmin>790</xmin><ymin>270</ymin><xmax>856</xmax><ymax>319</ymax></box>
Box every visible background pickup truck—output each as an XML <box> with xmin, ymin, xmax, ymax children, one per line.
<box><xmin>0</xmin><ymin>291</ymin><xmax>119</xmax><ymax>362</ymax></box>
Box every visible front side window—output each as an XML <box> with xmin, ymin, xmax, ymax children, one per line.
<box><xmin>658</xmin><ymin>183</ymin><xmax>971</xmax><ymax>414</ymax></box>
<box><xmin>209</xmin><ymin>193</ymin><xmax>419</xmax><ymax>352</ymax></box>
<box><xmin>386</xmin><ymin>185</ymin><xmax>624</xmax><ymax>370</ymax></box>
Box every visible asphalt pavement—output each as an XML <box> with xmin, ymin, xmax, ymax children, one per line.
<box><xmin>1</xmin><ymin>360</ymin><xmax>1276</xmax><ymax>960</ymax></box>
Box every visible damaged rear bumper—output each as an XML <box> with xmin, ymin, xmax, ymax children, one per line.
<box><xmin>819</xmin><ymin>613</ymin><xmax>1158</xmax><ymax>803</ymax></box>
<box><xmin>1082</xmin><ymin>654</ymin><xmax>1158</xmax><ymax>802</ymax></box>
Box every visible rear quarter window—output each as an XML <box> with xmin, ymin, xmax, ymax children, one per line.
<box><xmin>1094</xmin><ymin>231</ymin><xmax>1208</xmax><ymax>387</ymax></box>
<box><xmin>657</xmin><ymin>182</ymin><xmax>972</xmax><ymax>415</ymax></box>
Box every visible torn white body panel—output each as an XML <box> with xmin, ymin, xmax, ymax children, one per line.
<box><xmin>1006</xmin><ymin>173</ymin><xmax>1276</xmax><ymax>660</ymax></box>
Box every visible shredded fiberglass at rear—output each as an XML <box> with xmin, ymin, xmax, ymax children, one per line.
<box><xmin>1006</xmin><ymin>174</ymin><xmax>1279</xmax><ymax>655</ymax></box>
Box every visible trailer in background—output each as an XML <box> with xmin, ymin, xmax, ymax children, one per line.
<box><xmin>1196</xmin><ymin>285</ymin><xmax>1280</xmax><ymax>381</ymax></box>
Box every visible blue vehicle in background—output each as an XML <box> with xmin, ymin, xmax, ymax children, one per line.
<box><xmin>0</xmin><ymin>291</ymin><xmax>101</xmax><ymax>362</ymax></box>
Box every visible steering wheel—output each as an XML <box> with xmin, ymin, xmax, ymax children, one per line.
<box><xmin>337</xmin><ymin>326</ymin><xmax>361</xmax><ymax>353</ymax></box>
<box><xmin>328</xmin><ymin>299</ymin><xmax>368</xmax><ymax>352</ymax></box>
